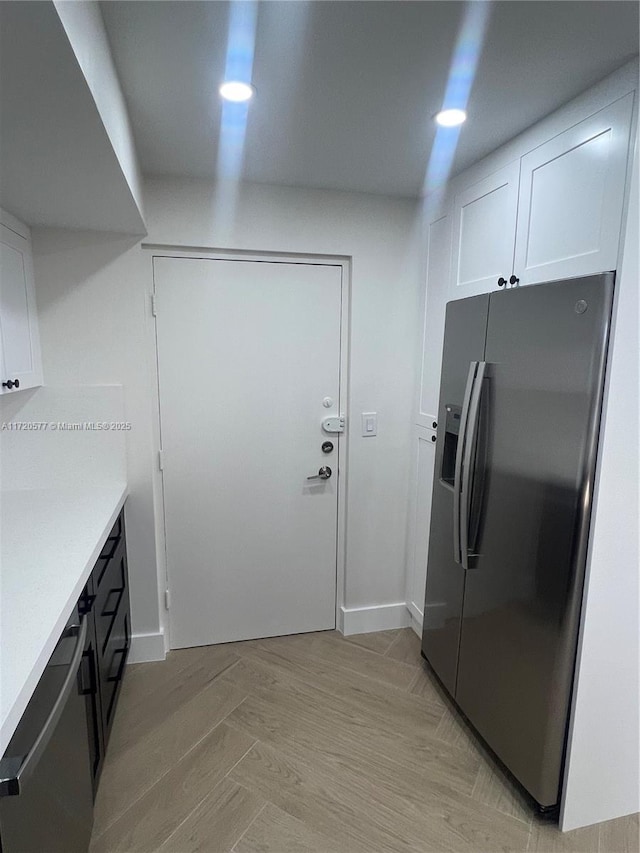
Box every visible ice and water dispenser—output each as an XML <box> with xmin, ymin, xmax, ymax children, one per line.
<box><xmin>441</xmin><ymin>404</ymin><xmax>462</xmax><ymax>486</ymax></box>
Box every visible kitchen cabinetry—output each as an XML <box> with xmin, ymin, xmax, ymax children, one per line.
<box><xmin>449</xmin><ymin>92</ymin><xmax>633</xmax><ymax>299</ymax></box>
<box><xmin>0</xmin><ymin>212</ymin><xmax>42</xmax><ymax>394</ymax></box>
<box><xmin>405</xmin><ymin>425</ymin><xmax>437</xmax><ymax>626</ymax></box>
<box><xmin>408</xmin><ymin>65</ymin><xmax>637</xmax><ymax>629</ymax></box>
<box><xmin>450</xmin><ymin>161</ymin><xmax>519</xmax><ymax>298</ymax></box>
<box><xmin>418</xmin><ymin>213</ymin><xmax>451</xmax><ymax>428</ymax></box>
<box><xmin>0</xmin><ymin>503</ymin><xmax>130</xmax><ymax>849</ymax></box>
<box><xmin>78</xmin><ymin>508</ymin><xmax>130</xmax><ymax>796</ymax></box>
<box><xmin>79</xmin><ymin>589</ymin><xmax>104</xmax><ymax>798</ymax></box>
<box><xmin>514</xmin><ymin>94</ymin><xmax>633</xmax><ymax>286</ymax></box>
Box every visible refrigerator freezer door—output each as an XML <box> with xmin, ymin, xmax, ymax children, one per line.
<box><xmin>422</xmin><ymin>294</ymin><xmax>489</xmax><ymax>695</ymax></box>
<box><xmin>454</xmin><ymin>274</ymin><xmax>614</xmax><ymax>807</ymax></box>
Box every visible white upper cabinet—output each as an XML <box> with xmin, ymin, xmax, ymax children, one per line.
<box><xmin>418</xmin><ymin>213</ymin><xmax>451</xmax><ymax>426</ymax></box>
<box><xmin>0</xmin><ymin>215</ymin><xmax>43</xmax><ymax>394</ymax></box>
<box><xmin>514</xmin><ymin>94</ymin><xmax>634</xmax><ymax>286</ymax></box>
<box><xmin>450</xmin><ymin>161</ymin><xmax>520</xmax><ymax>298</ymax></box>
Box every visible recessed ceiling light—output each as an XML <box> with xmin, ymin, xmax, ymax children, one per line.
<box><xmin>219</xmin><ymin>81</ymin><xmax>255</xmax><ymax>103</ymax></box>
<box><xmin>435</xmin><ymin>108</ymin><xmax>467</xmax><ymax>128</ymax></box>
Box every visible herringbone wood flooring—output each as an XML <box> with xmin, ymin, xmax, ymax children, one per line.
<box><xmin>89</xmin><ymin>629</ymin><xmax>639</xmax><ymax>853</ymax></box>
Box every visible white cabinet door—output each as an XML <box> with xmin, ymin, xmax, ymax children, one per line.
<box><xmin>514</xmin><ymin>94</ymin><xmax>634</xmax><ymax>286</ymax></box>
<box><xmin>405</xmin><ymin>425</ymin><xmax>437</xmax><ymax>627</ymax></box>
<box><xmin>451</xmin><ymin>161</ymin><xmax>520</xmax><ymax>298</ymax></box>
<box><xmin>0</xmin><ymin>222</ymin><xmax>42</xmax><ymax>394</ymax></box>
<box><xmin>418</xmin><ymin>213</ymin><xmax>450</xmax><ymax>428</ymax></box>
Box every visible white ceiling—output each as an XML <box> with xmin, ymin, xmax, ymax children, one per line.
<box><xmin>101</xmin><ymin>1</ymin><xmax>639</xmax><ymax>198</ymax></box>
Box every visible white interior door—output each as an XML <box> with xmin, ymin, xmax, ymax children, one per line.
<box><xmin>154</xmin><ymin>257</ymin><xmax>343</xmax><ymax>648</ymax></box>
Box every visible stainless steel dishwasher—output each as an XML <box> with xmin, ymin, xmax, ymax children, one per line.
<box><xmin>0</xmin><ymin>612</ymin><xmax>93</xmax><ymax>853</ymax></box>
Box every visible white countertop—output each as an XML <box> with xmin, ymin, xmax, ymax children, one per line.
<box><xmin>0</xmin><ymin>483</ymin><xmax>128</xmax><ymax>754</ymax></box>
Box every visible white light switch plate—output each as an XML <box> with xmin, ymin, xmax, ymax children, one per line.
<box><xmin>361</xmin><ymin>412</ymin><xmax>377</xmax><ymax>437</ymax></box>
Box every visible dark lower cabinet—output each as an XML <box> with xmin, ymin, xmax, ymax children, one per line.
<box><xmin>0</xmin><ymin>506</ymin><xmax>131</xmax><ymax>853</ymax></box>
<box><xmin>79</xmin><ymin>507</ymin><xmax>131</xmax><ymax>797</ymax></box>
<box><xmin>79</xmin><ymin>615</ymin><xmax>104</xmax><ymax>798</ymax></box>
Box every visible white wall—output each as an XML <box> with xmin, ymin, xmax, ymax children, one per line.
<box><xmin>31</xmin><ymin>179</ymin><xmax>424</xmax><ymax>652</ymax></box>
<box><xmin>31</xmin><ymin>230</ymin><xmax>163</xmax><ymax>657</ymax></box>
<box><xmin>561</xmin><ymin>132</ymin><xmax>640</xmax><ymax>831</ymax></box>
<box><xmin>0</xmin><ymin>385</ymin><xmax>126</xmax><ymax>490</ymax></box>
<box><xmin>53</xmin><ymin>0</ymin><xmax>144</xmax><ymax>221</ymax></box>
<box><xmin>144</xmin><ymin>178</ymin><xmax>424</xmax><ymax>633</ymax></box>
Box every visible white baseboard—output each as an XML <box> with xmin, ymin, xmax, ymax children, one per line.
<box><xmin>127</xmin><ymin>630</ymin><xmax>166</xmax><ymax>663</ymax></box>
<box><xmin>340</xmin><ymin>602</ymin><xmax>411</xmax><ymax>636</ymax></box>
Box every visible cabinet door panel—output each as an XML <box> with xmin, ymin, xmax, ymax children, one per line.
<box><xmin>81</xmin><ymin>627</ymin><xmax>104</xmax><ymax>798</ymax></box>
<box><xmin>405</xmin><ymin>426</ymin><xmax>436</xmax><ymax>624</ymax></box>
<box><xmin>451</xmin><ymin>162</ymin><xmax>519</xmax><ymax>297</ymax></box>
<box><xmin>95</xmin><ymin>543</ymin><xmax>127</xmax><ymax>658</ymax></box>
<box><xmin>419</xmin><ymin>213</ymin><xmax>451</xmax><ymax>426</ymax></box>
<box><xmin>0</xmin><ymin>223</ymin><xmax>42</xmax><ymax>392</ymax></box>
<box><xmin>0</xmin><ymin>241</ymin><xmax>31</xmax><ymax>370</ymax></box>
<box><xmin>515</xmin><ymin>94</ymin><xmax>633</xmax><ymax>285</ymax></box>
<box><xmin>99</xmin><ymin>607</ymin><xmax>130</xmax><ymax>745</ymax></box>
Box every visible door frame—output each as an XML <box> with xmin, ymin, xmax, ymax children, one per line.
<box><xmin>144</xmin><ymin>245</ymin><xmax>351</xmax><ymax>650</ymax></box>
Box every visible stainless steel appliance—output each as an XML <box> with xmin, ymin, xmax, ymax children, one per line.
<box><xmin>422</xmin><ymin>273</ymin><xmax>614</xmax><ymax>812</ymax></box>
<box><xmin>0</xmin><ymin>612</ymin><xmax>93</xmax><ymax>852</ymax></box>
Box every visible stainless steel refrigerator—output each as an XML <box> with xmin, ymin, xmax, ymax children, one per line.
<box><xmin>421</xmin><ymin>272</ymin><xmax>614</xmax><ymax>812</ymax></box>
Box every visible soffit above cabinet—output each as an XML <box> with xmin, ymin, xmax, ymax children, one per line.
<box><xmin>0</xmin><ymin>1</ymin><xmax>145</xmax><ymax>234</ymax></box>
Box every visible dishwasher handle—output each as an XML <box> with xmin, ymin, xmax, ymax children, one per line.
<box><xmin>0</xmin><ymin>619</ymin><xmax>87</xmax><ymax>798</ymax></box>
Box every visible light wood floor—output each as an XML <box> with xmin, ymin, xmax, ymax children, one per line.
<box><xmin>90</xmin><ymin>628</ymin><xmax>639</xmax><ymax>853</ymax></box>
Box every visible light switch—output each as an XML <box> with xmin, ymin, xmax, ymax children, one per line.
<box><xmin>361</xmin><ymin>412</ymin><xmax>377</xmax><ymax>437</ymax></box>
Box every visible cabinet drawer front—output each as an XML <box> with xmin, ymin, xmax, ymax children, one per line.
<box><xmin>99</xmin><ymin>608</ymin><xmax>130</xmax><ymax>744</ymax></box>
<box><xmin>80</xmin><ymin>628</ymin><xmax>103</xmax><ymax>797</ymax></box>
<box><xmin>95</xmin><ymin>539</ymin><xmax>127</xmax><ymax>657</ymax></box>
<box><xmin>96</xmin><ymin>513</ymin><xmax>124</xmax><ymax>585</ymax></box>
<box><xmin>78</xmin><ymin>576</ymin><xmax>96</xmax><ymax>618</ymax></box>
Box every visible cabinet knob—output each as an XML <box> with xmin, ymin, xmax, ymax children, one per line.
<box><xmin>431</xmin><ymin>435</ymin><xmax>436</xmax><ymax>442</ymax></box>
<box><xmin>497</xmin><ymin>277</ymin><xmax>507</xmax><ymax>287</ymax></box>
<box><xmin>2</xmin><ymin>379</ymin><xmax>19</xmax><ymax>390</ymax></box>
<box><xmin>509</xmin><ymin>275</ymin><xmax>520</xmax><ymax>286</ymax></box>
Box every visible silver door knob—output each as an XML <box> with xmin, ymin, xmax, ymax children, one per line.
<box><xmin>307</xmin><ymin>466</ymin><xmax>332</xmax><ymax>480</ymax></box>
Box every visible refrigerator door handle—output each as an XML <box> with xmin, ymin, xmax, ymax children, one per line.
<box><xmin>460</xmin><ymin>361</ymin><xmax>486</xmax><ymax>570</ymax></box>
<box><xmin>453</xmin><ymin>362</ymin><xmax>478</xmax><ymax>564</ymax></box>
